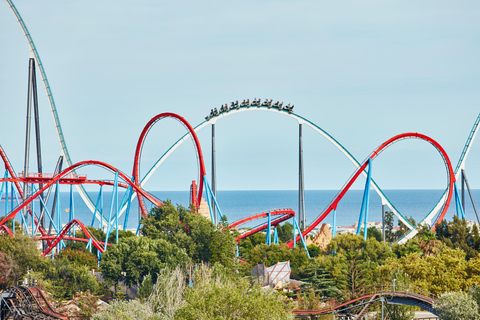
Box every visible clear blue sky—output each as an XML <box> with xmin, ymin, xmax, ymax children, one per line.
<box><xmin>0</xmin><ymin>0</ymin><xmax>479</xmax><ymax>193</ymax></box>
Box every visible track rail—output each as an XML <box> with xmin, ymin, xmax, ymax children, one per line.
<box><xmin>5</xmin><ymin>0</ymin><xmax>101</xmax><ymax>225</ymax></box>
<box><xmin>132</xmin><ymin>113</ymin><xmax>206</xmax><ymax>217</ymax></box>
<box><xmin>0</xmin><ymin>224</ymin><xmax>13</xmax><ymax>237</ymax></box>
<box><xmin>2</xmin><ymin>286</ymin><xmax>67</xmax><ymax>319</ymax></box>
<box><xmin>138</xmin><ymin>103</ymin><xmax>422</xmax><ymax>233</ymax></box>
<box><xmin>286</xmin><ymin>132</ymin><xmax>454</xmax><ymax>248</ymax></box>
<box><xmin>41</xmin><ymin>218</ymin><xmax>106</xmax><ymax>256</ymax></box>
<box><xmin>1</xmin><ymin>144</ymin><xmax>50</xmax><ymax>240</ymax></box>
<box><xmin>229</xmin><ymin>208</ymin><xmax>295</xmax><ymax>242</ymax></box>
<box><xmin>293</xmin><ymin>284</ymin><xmax>437</xmax><ymax>316</ymax></box>
<box><xmin>0</xmin><ymin>160</ymin><xmax>162</xmax><ymax>227</ymax></box>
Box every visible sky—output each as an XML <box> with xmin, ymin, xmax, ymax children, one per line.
<box><xmin>0</xmin><ymin>0</ymin><xmax>479</xmax><ymax>193</ymax></box>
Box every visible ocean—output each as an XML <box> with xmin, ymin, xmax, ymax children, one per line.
<box><xmin>2</xmin><ymin>189</ymin><xmax>479</xmax><ymax>232</ymax></box>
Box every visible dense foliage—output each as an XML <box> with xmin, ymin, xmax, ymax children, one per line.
<box><xmin>5</xmin><ymin>199</ymin><xmax>480</xmax><ymax>319</ymax></box>
<box><xmin>93</xmin><ymin>264</ymin><xmax>293</xmax><ymax>320</ymax></box>
<box><xmin>434</xmin><ymin>290</ymin><xmax>480</xmax><ymax>320</ymax></box>
<box><xmin>0</xmin><ymin>233</ymin><xmax>107</xmax><ymax>300</ymax></box>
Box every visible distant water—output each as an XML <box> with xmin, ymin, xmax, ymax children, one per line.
<box><xmin>1</xmin><ymin>189</ymin><xmax>479</xmax><ymax>231</ymax></box>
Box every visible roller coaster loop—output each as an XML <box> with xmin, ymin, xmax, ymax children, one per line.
<box><xmin>132</xmin><ymin>112</ymin><xmax>207</xmax><ymax>217</ymax></box>
<box><xmin>286</xmin><ymin>132</ymin><xmax>455</xmax><ymax>248</ymax></box>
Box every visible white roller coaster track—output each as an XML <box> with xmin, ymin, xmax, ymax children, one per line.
<box><xmin>118</xmin><ymin>106</ymin><xmax>417</xmax><ymax>232</ymax></box>
<box><xmin>5</xmin><ymin>0</ymin><xmax>106</xmax><ymax>225</ymax></box>
<box><xmin>396</xmin><ymin>112</ymin><xmax>480</xmax><ymax>244</ymax></box>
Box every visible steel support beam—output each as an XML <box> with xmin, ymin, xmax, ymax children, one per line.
<box><xmin>212</xmin><ymin>123</ymin><xmax>217</xmax><ymax>224</ymax></box>
<box><xmin>298</xmin><ymin>123</ymin><xmax>305</xmax><ymax>230</ymax></box>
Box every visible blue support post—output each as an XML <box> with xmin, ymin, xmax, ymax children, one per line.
<box><xmin>332</xmin><ymin>209</ymin><xmax>337</xmax><ymax>238</ymax></box>
<box><xmin>6</xmin><ymin>182</ymin><xmax>9</xmax><ymax>227</ymax></box>
<box><xmin>56</xmin><ymin>180</ymin><xmax>61</xmax><ymax>252</ymax></box>
<box><xmin>203</xmin><ymin>179</ymin><xmax>214</xmax><ymax>223</ymax></box>
<box><xmin>236</xmin><ymin>244</ymin><xmax>239</xmax><ymax>257</ymax></box>
<box><xmin>86</xmin><ymin>238</ymin><xmax>93</xmax><ymax>252</ymax></box>
<box><xmin>69</xmin><ymin>184</ymin><xmax>75</xmax><ymax>239</ymax></box>
<box><xmin>357</xmin><ymin>158</ymin><xmax>372</xmax><ymax>241</ymax></box>
<box><xmin>104</xmin><ymin>171</ymin><xmax>118</xmax><ymax>247</ymax></box>
<box><xmin>273</xmin><ymin>226</ymin><xmax>279</xmax><ymax>245</ymax></box>
<box><xmin>0</xmin><ymin>171</ymin><xmax>6</xmax><ymax>215</ymax></box>
<box><xmin>11</xmin><ymin>188</ymin><xmax>28</xmax><ymax>235</ymax></box>
<box><xmin>203</xmin><ymin>176</ymin><xmax>224</xmax><ymax>220</ymax></box>
<box><xmin>33</xmin><ymin>186</ymin><xmax>59</xmax><ymax>235</ymax></box>
<box><xmin>10</xmin><ymin>184</ymin><xmax>14</xmax><ymax>234</ymax></box>
<box><xmin>91</xmin><ymin>186</ymin><xmax>104</xmax><ymax>228</ymax></box>
<box><xmin>5</xmin><ymin>179</ymin><xmax>9</xmax><ymax>218</ymax></box>
<box><xmin>293</xmin><ymin>215</ymin><xmax>297</xmax><ymax>248</ymax></box>
<box><xmin>293</xmin><ymin>217</ymin><xmax>310</xmax><ymax>258</ymax></box>
<box><xmin>115</xmin><ymin>176</ymin><xmax>119</xmax><ymax>244</ymax></box>
<box><xmin>266</xmin><ymin>211</ymin><xmax>271</xmax><ymax>245</ymax></box>
<box><xmin>136</xmin><ymin>219</ymin><xmax>142</xmax><ymax>235</ymax></box>
<box><xmin>123</xmin><ymin>185</ymin><xmax>134</xmax><ymax>231</ymax></box>
<box><xmin>454</xmin><ymin>183</ymin><xmax>465</xmax><ymax>219</ymax></box>
<box><xmin>31</xmin><ymin>188</ymin><xmax>34</xmax><ymax>236</ymax></box>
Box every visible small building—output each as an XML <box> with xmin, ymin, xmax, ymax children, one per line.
<box><xmin>250</xmin><ymin>261</ymin><xmax>291</xmax><ymax>288</ymax></box>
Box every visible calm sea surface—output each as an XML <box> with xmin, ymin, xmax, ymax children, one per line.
<box><xmin>2</xmin><ymin>189</ymin><xmax>479</xmax><ymax>231</ymax></box>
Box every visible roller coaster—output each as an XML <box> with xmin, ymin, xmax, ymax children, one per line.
<box><xmin>293</xmin><ymin>284</ymin><xmax>439</xmax><ymax>319</ymax></box>
<box><xmin>1</xmin><ymin>0</ymin><xmax>479</xmax><ymax>261</ymax></box>
<box><xmin>0</xmin><ymin>285</ymin><xmax>67</xmax><ymax>320</ymax></box>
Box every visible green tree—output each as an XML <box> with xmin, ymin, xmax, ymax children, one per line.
<box><xmin>100</xmin><ymin>236</ymin><xmax>190</xmax><ymax>287</ymax></box>
<box><xmin>0</xmin><ymin>233</ymin><xmax>47</xmax><ymax>281</ymax></box>
<box><xmin>57</xmin><ymin>247</ymin><xmax>98</xmax><ymax>271</ymax></box>
<box><xmin>295</xmin><ymin>259</ymin><xmax>339</xmax><ymax>298</ymax></box>
<box><xmin>0</xmin><ymin>251</ymin><xmax>18</xmax><ymax>289</ymax></box>
<box><xmin>384</xmin><ymin>211</ymin><xmax>395</xmax><ymax>242</ymax></box>
<box><xmin>377</xmin><ymin>246</ymin><xmax>480</xmax><ymax>295</ymax></box>
<box><xmin>238</xmin><ymin>232</ymin><xmax>267</xmax><ymax>258</ymax></box>
<box><xmin>93</xmin><ymin>265</ymin><xmax>293</xmax><ymax>320</ymax></box>
<box><xmin>395</xmin><ymin>216</ymin><xmax>416</xmax><ymax>240</ymax></box>
<box><xmin>307</xmin><ymin>244</ymin><xmax>320</xmax><ymax>258</ymax></box>
<box><xmin>140</xmin><ymin>200</ymin><xmax>236</xmax><ymax>267</ymax></box>
<box><xmin>366</xmin><ymin>227</ymin><xmax>382</xmax><ymax>242</ymax></box>
<box><xmin>434</xmin><ymin>291</ymin><xmax>480</xmax><ymax>320</ymax></box>
<box><xmin>436</xmin><ymin>216</ymin><xmax>480</xmax><ymax>260</ymax></box>
<box><xmin>39</xmin><ymin>258</ymin><xmax>102</xmax><ymax>300</ymax></box>
<box><xmin>321</xmin><ymin>233</ymin><xmax>393</xmax><ymax>293</ymax></box>
<box><xmin>277</xmin><ymin>222</ymin><xmax>294</xmax><ymax>243</ymax></box>
<box><xmin>178</xmin><ymin>266</ymin><xmax>293</xmax><ymax>320</ymax></box>
<box><xmin>92</xmin><ymin>299</ymin><xmax>156</xmax><ymax>320</ymax></box>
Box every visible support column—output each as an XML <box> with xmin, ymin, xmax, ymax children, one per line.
<box><xmin>23</xmin><ymin>58</ymin><xmax>35</xmax><ymax>230</ymax></box>
<box><xmin>463</xmin><ymin>170</ymin><xmax>480</xmax><ymax>225</ymax></box>
<box><xmin>299</xmin><ymin>123</ymin><xmax>305</xmax><ymax>230</ymax></box>
<box><xmin>48</xmin><ymin>156</ymin><xmax>63</xmax><ymax>235</ymax></box>
<box><xmin>212</xmin><ymin>123</ymin><xmax>217</xmax><ymax>224</ymax></box>
<box><xmin>332</xmin><ymin>209</ymin><xmax>337</xmax><ymax>238</ymax></box>
<box><xmin>462</xmin><ymin>169</ymin><xmax>466</xmax><ymax>212</ymax></box>
<box><xmin>382</xmin><ymin>203</ymin><xmax>386</xmax><ymax>243</ymax></box>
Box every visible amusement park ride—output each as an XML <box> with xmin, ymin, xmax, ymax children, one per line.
<box><xmin>1</xmin><ymin>0</ymin><xmax>479</xmax><ymax>263</ymax></box>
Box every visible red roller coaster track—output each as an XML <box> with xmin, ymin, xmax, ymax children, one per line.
<box><xmin>229</xmin><ymin>208</ymin><xmax>295</xmax><ymax>242</ymax></box>
<box><xmin>132</xmin><ymin>113</ymin><xmax>207</xmax><ymax>217</ymax></box>
<box><xmin>286</xmin><ymin>132</ymin><xmax>455</xmax><ymax>248</ymax></box>
<box><xmin>0</xmin><ymin>160</ymin><xmax>162</xmax><ymax>226</ymax></box>
<box><xmin>40</xmin><ymin>219</ymin><xmax>106</xmax><ymax>256</ymax></box>
<box><xmin>0</xmin><ymin>144</ymin><xmax>50</xmax><ymax>240</ymax></box>
<box><xmin>0</xmin><ymin>224</ymin><xmax>13</xmax><ymax>237</ymax></box>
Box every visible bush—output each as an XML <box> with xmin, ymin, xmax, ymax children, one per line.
<box><xmin>433</xmin><ymin>291</ymin><xmax>480</xmax><ymax>320</ymax></box>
